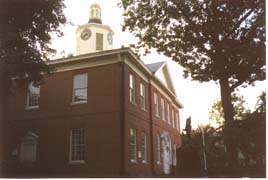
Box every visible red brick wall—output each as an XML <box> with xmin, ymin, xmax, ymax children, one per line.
<box><xmin>5</xmin><ymin>62</ymin><xmax>123</xmax><ymax>177</ymax></box>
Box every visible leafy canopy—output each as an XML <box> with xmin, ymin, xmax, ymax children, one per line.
<box><xmin>209</xmin><ymin>94</ymin><xmax>251</xmax><ymax>126</ymax></box>
<box><xmin>122</xmin><ymin>0</ymin><xmax>265</xmax><ymax>90</ymax></box>
<box><xmin>0</xmin><ymin>0</ymin><xmax>66</xmax><ymax>84</ymax></box>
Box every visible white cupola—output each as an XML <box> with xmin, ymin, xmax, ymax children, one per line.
<box><xmin>76</xmin><ymin>3</ymin><xmax>114</xmax><ymax>55</ymax></box>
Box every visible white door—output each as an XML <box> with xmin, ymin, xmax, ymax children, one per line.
<box><xmin>162</xmin><ymin>139</ymin><xmax>170</xmax><ymax>174</ymax></box>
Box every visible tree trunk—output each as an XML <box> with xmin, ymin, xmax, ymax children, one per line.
<box><xmin>219</xmin><ymin>77</ymin><xmax>238</xmax><ymax>176</ymax></box>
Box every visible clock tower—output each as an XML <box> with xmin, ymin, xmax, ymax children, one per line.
<box><xmin>76</xmin><ymin>4</ymin><xmax>114</xmax><ymax>55</ymax></box>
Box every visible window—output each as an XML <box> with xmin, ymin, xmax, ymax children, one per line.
<box><xmin>141</xmin><ymin>132</ymin><xmax>147</xmax><ymax>163</ymax></box>
<box><xmin>26</xmin><ymin>82</ymin><xmax>40</xmax><ymax>108</ymax></box>
<box><xmin>70</xmin><ymin>128</ymin><xmax>85</xmax><ymax>162</ymax></box>
<box><xmin>176</xmin><ymin>112</ymin><xmax>179</xmax><ymax>131</ymax></box>
<box><xmin>73</xmin><ymin>73</ymin><xmax>88</xmax><ymax>103</ymax></box>
<box><xmin>167</xmin><ymin>103</ymin><xmax>170</xmax><ymax>124</ymax></box>
<box><xmin>154</xmin><ymin>93</ymin><xmax>159</xmax><ymax>117</ymax></box>
<box><xmin>156</xmin><ymin>134</ymin><xmax>161</xmax><ymax>164</ymax></box>
<box><xmin>140</xmin><ymin>83</ymin><xmax>146</xmax><ymax>110</ymax></box>
<box><xmin>130</xmin><ymin>128</ymin><xmax>137</xmax><ymax>162</ymax></box>
<box><xmin>173</xmin><ymin>144</ymin><xmax>177</xmax><ymax>165</ymax></box>
<box><xmin>161</xmin><ymin>98</ymin><xmax>165</xmax><ymax>121</ymax></box>
<box><xmin>172</xmin><ymin>109</ymin><xmax>175</xmax><ymax>128</ymax></box>
<box><xmin>96</xmin><ymin>33</ymin><xmax>103</xmax><ymax>50</ymax></box>
<box><xmin>129</xmin><ymin>74</ymin><xmax>136</xmax><ymax>104</ymax></box>
<box><xmin>20</xmin><ymin>132</ymin><xmax>38</xmax><ymax>163</ymax></box>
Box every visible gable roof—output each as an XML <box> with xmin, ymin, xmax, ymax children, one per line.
<box><xmin>146</xmin><ymin>61</ymin><xmax>177</xmax><ymax>97</ymax></box>
<box><xmin>145</xmin><ymin>61</ymin><xmax>166</xmax><ymax>74</ymax></box>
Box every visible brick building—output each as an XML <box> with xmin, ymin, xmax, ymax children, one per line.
<box><xmin>3</xmin><ymin>4</ymin><xmax>183</xmax><ymax>177</ymax></box>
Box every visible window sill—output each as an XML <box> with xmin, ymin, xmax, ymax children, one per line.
<box><xmin>130</xmin><ymin>159</ymin><xmax>137</xmax><ymax>164</ymax></box>
<box><xmin>157</xmin><ymin>161</ymin><xmax>161</xmax><ymax>165</ymax></box>
<box><xmin>130</xmin><ymin>101</ymin><xmax>137</xmax><ymax>106</ymax></box>
<box><xmin>142</xmin><ymin>160</ymin><xmax>148</xmax><ymax>164</ymax></box>
<box><xmin>69</xmin><ymin>160</ymin><xmax>85</xmax><ymax>164</ymax></box>
<box><xmin>71</xmin><ymin>101</ymin><xmax>87</xmax><ymax>105</ymax></box>
<box><xmin>25</xmin><ymin>106</ymin><xmax>39</xmax><ymax>110</ymax></box>
<box><xmin>141</xmin><ymin>108</ymin><xmax>147</xmax><ymax>112</ymax></box>
<box><xmin>155</xmin><ymin>115</ymin><xmax>160</xmax><ymax>118</ymax></box>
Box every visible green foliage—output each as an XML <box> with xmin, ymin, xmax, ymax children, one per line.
<box><xmin>0</xmin><ymin>0</ymin><xmax>66</xmax><ymax>84</ymax></box>
<box><xmin>122</xmin><ymin>0</ymin><xmax>265</xmax><ymax>86</ymax></box>
<box><xmin>209</xmin><ymin>94</ymin><xmax>251</xmax><ymax>125</ymax></box>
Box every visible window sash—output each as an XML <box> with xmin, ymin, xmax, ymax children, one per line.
<box><xmin>172</xmin><ymin>109</ymin><xmax>175</xmax><ymax>128</ymax></box>
<box><xmin>70</xmin><ymin>129</ymin><xmax>85</xmax><ymax>162</ymax></box>
<box><xmin>154</xmin><ymin>93</ymin><xmax>159</xmax><ymax>116</ymax></box>
<box><xmin>129</xmin><ymin>74</ymin><xmax>136</xmax><ymax>103</ymax></box>
<box><xmin>140</xmin><ymin>83</ymin><xmax>145</xmax><ymax>109</ymax></box>
<box><xmin>161</xmin><ymin>99</ymin><xmax>165</xmax><ymax>120</ymax></box>
<box><xmin>27</xmin><ymin>83</ymin><xmax>40</xmax><ymax>107</ymax></box>
<box><xmin>141</xmin><ymin>132</ymin><xmax>147</xmax><ymax>163</ymax></box>
<box><xmin>130</xmin><ymin>128</ymin><xmax>137</xmax><ymax>162</ymax></box>
<box><xmin>167</xmin><ymin>104</ymin><xmax>170</xmax><ymax>124</ymax></box>
<box><xmin>73</xmin><ymin>74</ymin><xmax>88</xmax><ymax>102</ymax></box>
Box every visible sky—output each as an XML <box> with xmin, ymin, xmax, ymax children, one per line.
<box><xmin>50</xmin><ymin>0</ymin><xmax>266</xmax><ymax>130</ymax></box>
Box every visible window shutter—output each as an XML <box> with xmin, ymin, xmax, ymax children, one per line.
<box><xmin>96</xmin><ymin>33</ymin><xmax>103</xmax><ymax>50</ymax></box>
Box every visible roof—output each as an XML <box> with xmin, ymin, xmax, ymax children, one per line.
<box><xmin>145</xmin><ymin>61</ymin><xmax>166</xmax><ymax>74</ymax></box>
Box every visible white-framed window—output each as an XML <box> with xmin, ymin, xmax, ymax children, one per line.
<box><xmin>167</xmin><ymin>103</ymin><xmax>170</xmax><ymax>124</ymax></box>
<box><xmin>161</xmin><ymin>98</ymin><xmax>165</xmax><ymax>121</ymax></box>
<box><xmin>70</xmin><ymin>128</ymin><xmax>85</xmax><ymax>163</ymax></box>
<box><xmin>130</xmin><ymin>128</ymin><xmax>137</xmax><ymax>162</ymax></box>
<box><xmin>154</xmin><ymin>93</ymin><xmax>159</xmax><ymax>117</ymax></box>
<box><xmin>73</xmin><ymin>73</ymin><xmax>88</xmax><ymax>103</ymax></box>
<box><xmin>173</xmin><ymin>144</ymin><xmax>177</xmax><ymax>165</ymax></box>
<box><xmin>96</xmin><ymin>33</ymin><xmax>103</xmax><ymax>50</ymax></box>
<box><xmin>172</xmin><ymin>109</ymin><xmax>175</xmax><ymax>128</ymax></box>
<box><xmin>140</xmin><ymin>83</ymin><xmax>146</xmax><ymax>110</ymax></box>
<box><xmin>156</xmin><ymin>134</ymin><xmax>161</xmax><ymax>164</ymax></box>
<box><xmin>176</xmin><ymin>112</ymin><xmax>179</xmax><ymax>131</ymax></box>
<box><xmin>129</xmin><ymin>74</ymin><xmax>136</xmax><ymax>104</ymax></box>
<box><xmin>26</xmin><ymin>82</ymin><xmax>40</xmax><ymax>108</ymax></box>
<box><xmin>141</xmin><ymin>132</ymin><xmax>147</xmax><ymax>163</ymax></box>
<box><xmin>20</xmin><ymin>132</ymin><xmax>39</xmax><ymax>163</ymax></box>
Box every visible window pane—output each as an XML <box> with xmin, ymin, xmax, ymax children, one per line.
<box><xmin>73</xmin><ymin>74</ymin><xmax>88</xmax><ymax>102</ymax></box>
<box><xmin>27</xmin><ymin>82</ymin><xmax>40</xmax><ymax>107</ymax></box>
<box><xmin>130</xmin><ymin>128</ymin><xmax>136</xmax><ymax>161</ymax></box>
<box><xmin>71</xmin><ymin>129</ymin><xmax>85</xmax><ymax>161</ymax></box>
<box><xmin>141</xmin><ymin>132</ymin><xmax>147</xmax><ymax>162</ymax></box>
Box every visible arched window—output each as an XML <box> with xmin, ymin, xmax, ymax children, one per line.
<box><xmin>156</xmin><ymin>134</ymin><xmax>161</xmax><ymax>164</ymax></box>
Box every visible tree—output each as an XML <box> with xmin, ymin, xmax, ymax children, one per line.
<box><xmin>0</xmin><ymin>0</ymin><xmax>66</xmax><ymax>84</ymax></box>
<box><xmin>0</xmin><ymin>0</ymin><xmax>66</xmax><ymax>175</ymax></box>
<box><xmin>209</xmin><ymin>94</ymin><xmax>250</xmax><ymax>126</ymax></box>
<box><xmin>208</xmin><ymin>92</ymin><xmax>266</xmax><ymax>177</ymax></box>
<box><xmin>121</xmin><ymin>0</ymin><xmax>265</xmax><ymax>173</ymax></box>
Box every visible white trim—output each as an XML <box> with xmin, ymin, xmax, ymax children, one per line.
<box><xmin>125</xmin><ymin>58</ymin><xmax>149</xmax><ymax>83</ymax></box>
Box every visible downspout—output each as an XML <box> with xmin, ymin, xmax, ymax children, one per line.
<box><xmin>118</xmin><ymin>53</ymin><xmax>125</xmax><ymax>175</ymax></box>
<box><xmin>148</xmin><ymin>79</ymin><xmax>154</xmax><ymax>175</ymax></box>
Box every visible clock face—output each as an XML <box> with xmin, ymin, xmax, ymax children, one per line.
<box><xmin>80</xmin><ymin>28</ymin><xmax>91</xmax><ymax>40</ymax></box>
<box><xmin>107</xmin><ymin>32</ymin><xmax>113</xmax><ymax>44</ymax></box>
